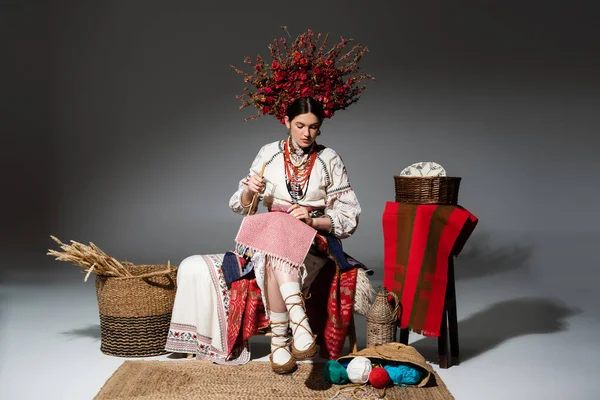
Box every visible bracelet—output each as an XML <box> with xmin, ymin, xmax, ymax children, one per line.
<box><xmin>239</xmin><ymin>193</ymin><xmax>252</xmax><ymax>208</ymax></box>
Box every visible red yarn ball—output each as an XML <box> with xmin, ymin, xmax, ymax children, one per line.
<box><xmin>369</xmin><ymin>367</ymin><xmax>391</xmax><ymax>389</ymax></box>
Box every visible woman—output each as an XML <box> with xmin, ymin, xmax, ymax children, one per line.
<box><xmin>166</xmin><ymin>97</ymin><xmax>361</xmax><ymax>374</ymax></box>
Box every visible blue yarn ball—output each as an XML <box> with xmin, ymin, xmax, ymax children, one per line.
<box><xmin>383</xmin><ymin>364</ymin><xmax>423</xmax><ymax>386</ymax></box>
<box><xmin>323</xmin><ymin>360</ymin><xmax>350</xmax><ymax>385</ymax></box>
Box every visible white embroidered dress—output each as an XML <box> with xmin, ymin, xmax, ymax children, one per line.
<box><xmin>230</xmin><ymin>139</ymin><xmax>361</xmax><ymax>238</ymax></box>
<box><xmin>165</xmin><ymin>139</ymin><xmax>361</xmax><ymax>363</ymax></box>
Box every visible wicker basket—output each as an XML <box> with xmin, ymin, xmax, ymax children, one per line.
<box><xmin>95</xmin><ymin>264</ymin><xmax>177</xmax><ymax>357</ymax></box>
<box><xmin>366</xmin><ymin>287</ymin><xmax>400</xmax><ymax>348</ymax></box>
<box><xmin>394</xmin><ymin>176</ymin><xmax>461</xmax><ymax>205</ymax></box>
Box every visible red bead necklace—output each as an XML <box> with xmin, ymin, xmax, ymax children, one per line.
<box><xmin>283</xmin><ymin>138</ymin><xmax>318</xmax><ymax>202</ymax></box>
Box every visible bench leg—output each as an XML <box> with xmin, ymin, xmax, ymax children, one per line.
<box><xmin>438</xmin><ymin>309</ymin><xmax>449</xmax><ymax>369</ymax></box>
<box><xmin>348</xmin><ymin>313</ymin><xmax>358</xmax><ymax>353</ymax></box>
<box><xmin>447</xmin><ymin>257</ymin><xmax>460</xmax><ymax>366</ymax></box>
<box><xmin>399</xmin><ymin>328</ymin><xmax>409</xmax><ymax>345</ymax></box>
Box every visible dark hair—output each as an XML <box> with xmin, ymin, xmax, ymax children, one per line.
<box><xmin>286</xmin><ymin>97</ymin><xmax>325</xmax><ymax>122</ymax></box>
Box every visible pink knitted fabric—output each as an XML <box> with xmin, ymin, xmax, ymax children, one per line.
<box><xmin>235</xmin><ymin>212</ymin><xmax>317</xmax><ymax>268</ymax></box>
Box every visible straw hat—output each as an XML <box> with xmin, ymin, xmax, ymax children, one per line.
<box><xmin>337</xmin><ymin>342</ymin><xmax>432</xmax><ymax>387</ymax></box>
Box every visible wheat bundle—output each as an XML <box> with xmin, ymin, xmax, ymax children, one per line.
<box><xmin>47</xmin><ymin>235</ymin><xmax>134</xmax><ymax>281</ymax></box>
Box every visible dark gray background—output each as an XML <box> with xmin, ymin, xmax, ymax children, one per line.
<box><xmin>2</xmin><ymin>1</ymin><xmax>598</xmax><ymax>291</ymax></box>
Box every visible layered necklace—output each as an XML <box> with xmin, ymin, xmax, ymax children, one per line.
<box><xmin>283</xmin><ymin>137</ymin><xmax>318</xmax><ymax>202</ymax></box>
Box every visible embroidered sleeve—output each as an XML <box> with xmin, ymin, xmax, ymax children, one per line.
<box><xmin>323</xmin><ymin>151</ymin><xmax>361</xmax><ymax>239</ymax></box>
<box><xmin>229</xmin><ymin>145</ymin><xmax>266</xmax><ymax>215</ymax></box>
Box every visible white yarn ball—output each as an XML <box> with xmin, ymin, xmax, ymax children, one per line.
<box><xmin>346</xmin><ymin>356</ymin><xmax>372</xmax><ymax>384</ymax></box>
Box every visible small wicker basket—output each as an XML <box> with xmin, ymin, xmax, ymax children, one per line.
<box><xmin>366</xmin><ymin>287</ymin><xmax>400</xmax><ymax>348</ymax></box>
<box><xmin>394</xmin><ymin>176</ymin><xmax>461</xmax><ymax>205</ymax></box>
<box><xmin>95</xmin><ymin>264</ymin><xmax>177</xmax><ymax>357</ymax></box>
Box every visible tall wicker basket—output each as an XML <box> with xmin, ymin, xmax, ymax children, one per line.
<box><xmin>394</xmin><ymin>176</ymin><xmax>461</xmax><ymax>205</ymax></box>
<box><xmin>95</xmin><ymin>264</ymin><xmax>177</xmax><ymax>357</ymax></box>
<box><xmin>366</xmin><ymin>287</ymin><xmax>400</xmax><ymax>348</ymax></box>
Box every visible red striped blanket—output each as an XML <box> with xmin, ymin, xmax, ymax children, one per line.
<box><xmin>382</xmin><ymin>202</ymin><xmax>478</xmax><ymax>337</ymax></box>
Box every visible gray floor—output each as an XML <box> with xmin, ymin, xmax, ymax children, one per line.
<box><xmin>0</xmin><ymin>259</ymin><xmax>597</xmax><ymax>400</ymax></box>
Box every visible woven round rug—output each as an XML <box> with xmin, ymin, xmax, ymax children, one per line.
<box><xmin>95</xmin><ymin>360</ymin><xmax>454</xmax><ymax>399</ymax></box>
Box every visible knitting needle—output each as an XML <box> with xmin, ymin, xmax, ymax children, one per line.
<box><xmin>247</xmin><ymin>162</ymin><xmax>266</xmax><ymax>216</ymax></box>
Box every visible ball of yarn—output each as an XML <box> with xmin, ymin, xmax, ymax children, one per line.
<box><xmin>383</xmin><ymin>364</ymin><xmax>423</xmax><ymax>386</ymax></box>
<box><xmin>369</xmin><ymin>367</ymin><xmax>391</xmax><ymax>389</ymax></box>
<box><xmin>323</xmin><ymin>360</ymin><xmax>349</xmax><ymax>385</ymax></box>
<box><xmin>346</xmin><ymin>356</ymin><xmax>373</xmax><ymax>384</ymax></box>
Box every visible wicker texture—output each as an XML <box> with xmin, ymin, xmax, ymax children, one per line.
<box><xmin>99</xmin><ymin>314</ymin><xmax>173</xmax><ymax>357</ymax></box>
<box><xmin>338</xmin><ymin>343</ymin><xmax>433</xmax><ymax>388</ymax></box>
<box><xmin>394</xmin><ymin>176</ymin><xmax>461</xmax><ymax>205</ymax></box>
<box><xmin>95</xmin><ymin>264</ymin><xmax>177</xmax><ymax>357</ymax></box>
<box><xmin>95</xmin><ymin>360</ymin><xmax>455</xmax><ymax>399</ymax></box>
<box><xmin>366</xmin><ymin>287</ymin><xmax>399</xmax><ymax>348</ymax></box>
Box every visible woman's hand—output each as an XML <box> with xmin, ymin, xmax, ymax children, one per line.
<box><xmin>287</xmin><ymin>204</ymin><xmax>313</xmax><ymax>227</ymax></box>
<box><xmin>246</xmin><ymin>174</ymin><xmax>265</xmax><ymax>195</ymax></box>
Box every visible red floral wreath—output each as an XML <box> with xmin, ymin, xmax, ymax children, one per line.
<box><xmin>231</xmin><ymin>27</ymin><xmax>375</xmax><ymax>123</ymax></box>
